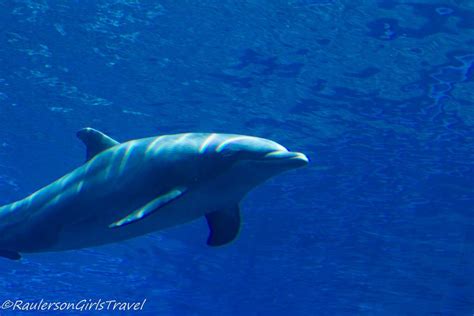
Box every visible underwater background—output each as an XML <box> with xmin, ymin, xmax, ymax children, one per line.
<box><xmin>0</xmin><ymin>0</ymin><xmax>473</xmax><ymax>315</ymax></box>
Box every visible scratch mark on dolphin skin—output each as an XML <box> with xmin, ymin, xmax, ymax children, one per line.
<box><xmin>175</xmin><ymin>133</ymin><xmax>191</xmax><ymax>146</ymax></box>
<box><xmin>104</xmin><ymin>149</ymin><xmax>121</xmax><ymax>179</ymax></box>
<box><xmin>102</xmin><ymin>145</ymin><xmax>125</xmax><ymax>179</ymax></box>
<box><xmin>145</xmin><ymin>136</ymin><xmax>164</xmax><ymax>157</ymax></box>
<box><xmin>43</xmin><ymin>194</ymin><xmax>62</xmax><ymax>210</ymax></box>
<box><xmin>24</xmin><ymin>194</ymin><xmax>35</xmax><ymax>208</ymax></box>
<box><xmin>84</xmin><ymin>154</ymin><xmax>101</xmax><ymax>175</ymax></box>
<box><xmin>199</xmin><ymin>133</ymin><xmax>217</xmax><ymax>154</ymax></box>
<box><xmin>9</xmin><ymin>201</ymin><xmax>20</xmax><ymax>212</ymax></box>
<box><xmin>216</xmin><ymin>136</ymin><xmax>252</xmax><ymax>152</ymax></box>
<box><xmin>105</xmin><ymin>164</ymin><xmax>115</xmax><ymax>180</ymax></box>
<box><xmin>57</xmin><ymin>176</ymin><xmax>71</xmax><ymax>190</ymax></box>
<box><xmin>119</xmin><ymin>142</ymin><xmax>135</xmax><ymax>175</ymax></box>
<box><xmin>75</xmin><ymin>180</ymin><xmax>85</xmax><ymax>193</ymax></box>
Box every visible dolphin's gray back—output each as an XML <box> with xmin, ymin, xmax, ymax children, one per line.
<box><xmin>0</xmin><ymin>138</ymin><xmax>146</xmax><ymax>249</ymax></box>
<box><xmin>0</xmin><ymin>132</ymin><xmax>242</xmax><ymax>225</ymax></box>
<box><xmin>0</xmin><ymin>132</ymin><xmax>283</xmax><ymax>253</ymax></box>
<box><xmin>0</xmin><ymin>134</ymin><xmax>211</xmax><ymax>251</ymax></box>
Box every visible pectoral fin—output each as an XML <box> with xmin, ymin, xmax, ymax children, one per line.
<box><xmin>77</xmin><ymin>127</ymin><xmax>120</xmax><ymax>161</ymax></box>
<box><xmin>109</xmin><ymin>187</ymin><xmax>187</xmax><ymax>228</ymax></box>
<box><xmin>205</xmin><ymin>205</ymin><xmax>241</xmax><ymax>247</ymax></box>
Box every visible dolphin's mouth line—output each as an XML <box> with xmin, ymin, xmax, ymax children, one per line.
<box><xmin>262</xmin><ymin>150</ymin><xmax>309</xmax><ymax>164</ymax></box>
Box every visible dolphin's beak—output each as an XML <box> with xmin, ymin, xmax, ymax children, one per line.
<box><xmin>263</xmin><ymin>150</ymin><xmax>309</xmax><ymax>168</ymax></box>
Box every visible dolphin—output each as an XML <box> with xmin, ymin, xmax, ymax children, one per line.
<box><xmin>0</xmin><ymin>128</ymin><xmax>308</xmax><ymax>260</ymax></box>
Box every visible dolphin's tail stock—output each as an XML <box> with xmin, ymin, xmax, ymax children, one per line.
<box><xmin>0</xmin><ymin>220</ymin><xmax>22</xmax><ymax>260</ymax></box>
<box><xmin>0</xmin><ymin>249</ymin><xmax>21</xmax><ymax>260</ymax></box>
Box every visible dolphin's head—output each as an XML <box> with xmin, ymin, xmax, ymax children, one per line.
<box><xmin>205</xmin><ymin>134</ymin><xmax>309</xmax><ymax>198</ymax></box>
<box><xmin>215</xmin><ymin>135</ymin><xmax>308</xmax><ymax>170</ymax></box>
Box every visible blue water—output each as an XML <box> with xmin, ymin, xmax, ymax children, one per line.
<box><xmin>0</xmin><ymin>0</ymin><xmax>473</xmax><ymax>315</ymax></box>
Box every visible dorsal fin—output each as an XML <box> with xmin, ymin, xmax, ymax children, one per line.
<box><xmin>77</xmin><ymin>127</ymin><xmax>119</xmax><ymax>161</ymax></box>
